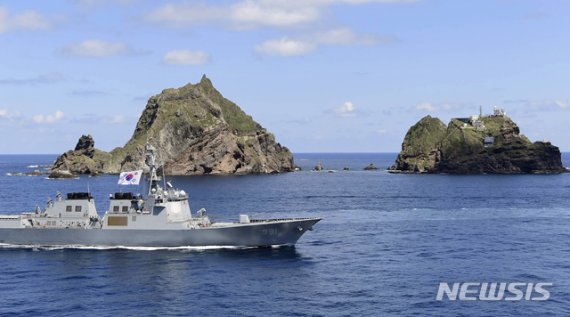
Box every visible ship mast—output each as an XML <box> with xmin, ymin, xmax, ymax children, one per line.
<box><xmin>145</xmin><ymin>144</ymin><xmax>161</xmax><ymax>196</ymax></box>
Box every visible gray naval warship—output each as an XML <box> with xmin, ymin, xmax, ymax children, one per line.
<box><xmin>0</xmin><ymin>145</ymin><xmax>320</xmax><ymax>248</ymax></box>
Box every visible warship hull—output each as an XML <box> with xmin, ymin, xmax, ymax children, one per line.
<box><xmin>0</xmin><ymin>146</ymin><xmax>321</xmax><ymax>249</ymax></box>
<box><xmin>0</xmin><ymin>218</ymin><xmax>320</xmax><ymax>247</ymax></box>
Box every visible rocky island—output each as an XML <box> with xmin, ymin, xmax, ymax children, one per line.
<box><xmin>390</xmin><ymin>108</ymin><xmax>566</xmax><ymax>174</ymax></box>
<box><xmin>50</xmin><ymin>75</ymin><xmax>293</xmax><ymax>177</ymax></box>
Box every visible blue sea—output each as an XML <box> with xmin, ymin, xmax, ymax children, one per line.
<box><xmin>0</xmin><ymin>153</ymin><xmax>569</xmax><ymax>317</ymax></box>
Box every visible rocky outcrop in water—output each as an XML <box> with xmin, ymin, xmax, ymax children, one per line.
<box><xmin>364</xmin><ymin>163</ymin><xmax>378</xmax><ymax>171</ymax></box>
<box><xmin>49</xmin><ymin>135</ymin><xmax>108</xmax><ymax>178</ymax></box>
<box><xmin>390</xmin><ymin>114</ymin><xmax>566</xmax><ymax>174</ymax></box>
<box><xmin>49</xmin><ymin>75</ymin><xmax>293</xmax><ymax>177</ymax></box>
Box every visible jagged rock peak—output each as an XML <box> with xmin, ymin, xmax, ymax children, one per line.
<box><xmin>74</xmin><ymin>134</ymin><xmax>95</xmax><ymax>151</ymax></box>
<box><xmin>199</xmin><ymin>74</ymin><xmax>212</xmax><ymax>86</ymax></box>
<box><xmin>174</xmin><ymin>74</ymin><xmax>213</xmax><ymax>93</ymax></box>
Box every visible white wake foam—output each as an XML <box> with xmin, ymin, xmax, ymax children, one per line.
<box><xmin>0</xmin><ymin>243</ymin><xmax>255</xmax><ymax>252</ymax></box>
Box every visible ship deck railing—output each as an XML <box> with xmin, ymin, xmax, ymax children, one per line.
<box><xmin>250</xmin><ymin>218</ymin><xmax>317</xmax><ymax>223</ymax></box>
<box><xmin>0</xmin><ymin>215</ymin><xmax>20</xmax><ymax>220</ymax></box>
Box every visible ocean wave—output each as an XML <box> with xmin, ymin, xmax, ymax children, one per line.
<box><xmin>6</xmin><ymin>172</ymin><xmax>44</xmax><ymax>177</ymax></box>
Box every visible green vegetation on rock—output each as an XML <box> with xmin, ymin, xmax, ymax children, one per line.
<box><xmin>393</xmin><ymin>116</ymin><xmax>447</xmax><ymax>172</ymax></box>
<box><xmin>50</xmin><ymin>75</ymin><xmax>293</xmax><ymax>177</ymax></box>
<box><xmin>391</xmin><ymin>113</ymin><xmax>566</xmax><ymax>174</ymax></box>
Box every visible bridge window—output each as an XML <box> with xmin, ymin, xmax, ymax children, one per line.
<box><xmin>66</xmin><ymin>206</ymin><xmax>72</xmax><ymax>212</ymax></box>
<box><xmin>113</xmin><ymin>206</ymin><xmax>119</xmax><ymax>212</ymax></box>
<box><xmin>75</xmin><ymin>206</ymin><xmax>82</xmax><ymax>212</ymax></box>
<box><xmin>122</xmin><ymin>206</ymin><xmax>129</xmax><ymax>212</ymax></box>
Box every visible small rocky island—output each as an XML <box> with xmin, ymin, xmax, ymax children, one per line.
<box><xmin>50</xmin><ymin>75</ymin><xmax>293</xmax><ymax>177</ymax></box>
<box><xmin>363</xmin><ymin>163</ymin><xmax>378</xmax><ymax>171</ymax></box>
<box><xmin>390</xmin><ymin>108</ymin><xmax>566</xmax><ymax>174</ymax></box>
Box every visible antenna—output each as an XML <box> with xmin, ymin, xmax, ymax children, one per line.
<box><xmin>145</xmin><ymin>143</ymin><xmax>160</xmax><ymax>196</ymax></box>
<box><xmin>162</xmin><ymin>161</ymin><xmax>167</xmax><ymax>190</ymax></box>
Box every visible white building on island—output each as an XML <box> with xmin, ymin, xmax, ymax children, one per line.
<box><xmin>493</xmin><ymin>106</ymin><xmax>507</xmax><ymax>117</ymax></box>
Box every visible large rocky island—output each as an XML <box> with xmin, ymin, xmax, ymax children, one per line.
<box><xmin>390</xmin><ymin>109</ymin><xmax>566</xmax><ymax>174</ymax></box>
<box><xmin>50</xmin><ymin>75</ymin><xmax>293</xmax><ymax>177</ymax></box>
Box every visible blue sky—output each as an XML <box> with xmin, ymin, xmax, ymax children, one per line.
<box><xmin>0</xmin><ymin>0</ymin><xmax>569</xmax><ymax>154</ymax></box>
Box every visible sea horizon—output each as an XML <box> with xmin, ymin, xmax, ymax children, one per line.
<box><xmin>1</xmin><ymin>151</ymin><xmax>569</xmax><ymax>155</ymax></box>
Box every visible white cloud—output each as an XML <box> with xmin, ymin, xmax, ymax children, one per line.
<box><xmin>33</xmin><ymin>110</ymin><xmax>64</xmax><ymax>124</ymax></box>
<box><xmin>71</xmin><ymin>89</ymin><xmax>107</xmax><ymax>96</ymax></box>
<box><xmin>334</xmin><ymin>101</ymin><xmax>356</xmax><ymax>117</ymax></box>
<box><xmin>230</xmin><ymin>1</ymin><xmax>320</xmax><ymax>27</ymax></box>
<box><xmin>147</xmin><ymin>1</ymin><xmax>406</xmax><ymax>58</ymax></box>
<box><xmin>415</xmin><ymin>102</ymin><xmax>436</xmax><ymax>112</ymax></box>
<box><xmin>71</xmin><ymin>113</ymin><xmax>135</xmax><ymax>125</ymax></box>
<box><xmin>62</xmin><ymin>40</ymin><xmax>130</xmax><ymax>57</ymax></box>
<box><xmin>147</xmin><ymin>3</ymin><xmax>225</xmax><ymax>27</ymax></box>
<box><xmin>0</xmin><ymin>109</ymin><xmax>21</xmax><ymax>122</ymax></box>
<box><xmin>73</xmin><ymin>0</ymin><xmax>139</xmax><ymax>7</ymax></box>
<box><xmin>0</xmin><ymin>9</ymin><xmax>6</xmax><ymax>33</ymax></box>
<box><xmin>338</xmin><ymin>0</ymin><xmax>419</xmax><ymax>3</ymax></box>
<box><xmin>317</xmin><ymin>28</ymin><xmax>386</xmax><ymax>45</ymax></box>
<box><xmin>255</xmin><ymin>28</ymin><xmax>390</xmax><ymax>57</ymax></box>
<box><xmin>0</xmin><ymin>7</ymin><xmax>51</xmax><ymax>33</ymax></box>
<box><xmin>414</xmin><ymin>101</ymin><xmax>500</xmax><ymax>117</ymax></box>
<box><xmin>12</xmin><ymin>11</ymin><xmax>50</xmax><ymax>30</ymax></box>
<box><xmin>0</xmin><ymin>73</ymin><xmax>65</xmax><ymax>85</ymax></box>
<box><xmin>146</xmin><ymin>0</ymin><xmax>418</xmax><ymax>29</ymax></box>
<box><xmin>109</xmin><ymin>115</ymin><xmax>125</xmax><ymax>124</ymax></box>
<box><xmin>505</xmin><ymin>99</ymin><xmax>569</xmax><ymax>112</ymax></box>
<box><xmin>163</xmin><ymin>50</ymin><xmax>210</xmax><ymax>65</ymax></box>
<box><xmin>415</xmin><ymin>102</ymin><xmax>464</xmax><ymax>113</ymax></box>
<box><xmin>554</xmin><ymin>100</ymin><xmax>568</xmax><ymax>109</ymax></box>
<box><xmin>147</xmin><ymin>1</ymin><xmax>319</xmax><ymax>28</ymax></box>
<box><xmin>538</xmin><ymin>100</ymin><xmax>568</xmax><ymax>110</ymax></box>
<box><xmin>255</xmin><ymin>38</ymin><xmax>315</xmax><ymax>56</ymax></box>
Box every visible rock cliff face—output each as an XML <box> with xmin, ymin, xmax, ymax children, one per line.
<box><xmin>50</xmin><ymin>75</ymin><xmax>294</xmax><ymax>177</ymax></box>
<box><xmin>390</xmin><ymin>114</ymin><xmax>566</xmax><ymax>174</ymax></box>
<box><xmin>391</xmin><ymin>116</ymin><xmax>447</xmax><ymax>173</ymax></box>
